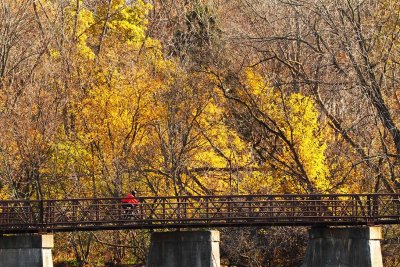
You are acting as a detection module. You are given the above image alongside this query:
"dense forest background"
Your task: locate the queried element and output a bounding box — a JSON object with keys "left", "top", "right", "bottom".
{"left": 1, "top": 0, "right": 400, "bottom": 266}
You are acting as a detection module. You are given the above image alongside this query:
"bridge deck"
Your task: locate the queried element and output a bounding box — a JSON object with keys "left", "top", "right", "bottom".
{"left": 0, "top": 194, "right": 399, "bottom": 233}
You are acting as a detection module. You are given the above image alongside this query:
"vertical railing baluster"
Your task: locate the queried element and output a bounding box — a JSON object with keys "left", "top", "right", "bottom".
{"left": 228, "top": 196, "right": 232, "bottom": 222}
{"left": 373, "top": 194, "right": 378, "bottom": 222}
{"left": 367, "top": 195, "right": 372, "bottom": 220}
{"left": 0, "top": 202, "right": 4, "bottom": 224}
{"left": 206, "top": 197, "right": 209, "bottom": 220}
{"left": 39, "top": 199, "right": 44, "bottom": 225}
{"left": 44, "top": 200, "right": 48, "bottom": 224}
{"left": 4, "top": 202, "right": 8, "bottom": 224}
{"left": 333, "top": 196, "right": 336, "bottom": 217}
{"left": 314, "top": 196, "right": 318, "bottom": 219}
{"left": 44, "top": 200, "right": 49, "bottom": 224}
{"left": 355, "top": 195, "right": 358, "bottom": 220}
{"left": 50, "top": 200, "right": 54, "bottom": 224}
{"left": 183, "top": 197, "right": 187, "bottom": 220}
{"left": 180, "top": 197, "right": 183, "bottom": 222}
{"left": 269, "top": 196, "right": 273, "bottom": 218}
{"left": 291, "top": 196, "right": 295, "bottom": 219}
{"left": 139, "top": 200, "right": 143, "bottom": 222}
{"left": 177, "top": 197, "right": 180, "bottom": 222}
{"left": 351, "top": 196, "right": 354, "bottom": 219}
{"left": 163, "top": 198, "right": 166, "bottom": 220}
{"left": 72, "top": 200, "right": 77, "bottom": 223}
{"left": 95, "top": 199, "right": 99, "bottom": 221}
{"left": 247, "top": 196, "right": 252, "bottom": 219}
{"left": 38, "top": 199, "right": 44, "bottom": 225}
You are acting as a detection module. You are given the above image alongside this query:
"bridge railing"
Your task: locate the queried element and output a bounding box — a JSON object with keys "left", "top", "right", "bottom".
{"left": 0, "top": 194, "right": 399, "bottom": 233}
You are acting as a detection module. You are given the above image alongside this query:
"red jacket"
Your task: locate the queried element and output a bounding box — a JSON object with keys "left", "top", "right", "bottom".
{"left": 122, "top": 194, "right": 139, "bottom": 204}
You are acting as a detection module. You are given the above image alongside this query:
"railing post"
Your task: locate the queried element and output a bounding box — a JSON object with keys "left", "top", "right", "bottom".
{"left": 355, "top": 195, "right": 363, "bottom": 223}
{"left": 397, "top": 196, "right": 400, "bottom": 223}
{"left": 397, "top": 195, "right": 400, "bottom": 214}
{"left": 139, "top": 201, "right": 144, "bottom": 221}
{"left": 355, "top": 195, "right": 359, "bottom": 221}
{"left": 117, "top": 198, "right": 122, "bottom": 220}
{"left": 247, "top": 196, "right": 253, "bottom": 219}
{"left": 39, "top": 200, "right": 44, "bottom": 225}
{"left": 3, "top": 202, "right": 8, "bottom": 224}
{"left": 48, "top": 200, "right": 54, "bottom": 224}
{"left": 268, "top": 196, "right": 273, "bottom": 218}
{"left": 38, "top": 199, "right": 45, "bottom": 233}
{"left": 176, "top": 197, "right": 180, "bottom": 220}
{"left": 0, "top": 202, "right": 4, "bottom": 224}
{"left": 332, "top": 196, "right": 336, "bottom": 217}
{"left": 367, "top": 195, "right": 372, "bottom": 224}
{"left": 162, "top": 198, "right": 166, "bottom": 220}
{"left": 183, "top": 197, "right": 187, "bottom": 219}
{"left": 372, "top": 195, "right": 378, "bottom": 222}
{"left": 72, "top": 200, "right": 78, "bottom": 222}
{"left": 95, "top": 199, "right": 99, "bottom": 221}
{"left": 227, "top": 197, "right": 232, "bottom": 222}
{"left": 205, "top": 197, "right": 209, "bottom": 220}
{"left": 291, "top": 196, "right": 295, "bottom": 218}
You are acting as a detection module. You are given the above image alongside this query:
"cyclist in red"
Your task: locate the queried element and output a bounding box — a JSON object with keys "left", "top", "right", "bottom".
{"left": 122, "top": 190, "right": 139, "bottom": 209}
{"left": 121, "top": 190, "right": 140, "bottom": 220}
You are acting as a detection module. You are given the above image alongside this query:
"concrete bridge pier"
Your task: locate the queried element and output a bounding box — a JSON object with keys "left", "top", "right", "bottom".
{"left": 302, "top": 226, "right": 383, "bottom": 267}
{"left": 147, "top": 230, "right": 220, "bottom": 267}
{"left": 0, "top": 234, "right": 54, "bottom": 267}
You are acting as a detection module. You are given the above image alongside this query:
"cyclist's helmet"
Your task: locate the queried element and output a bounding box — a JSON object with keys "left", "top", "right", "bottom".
{"left": 131, "top": 190, "right": 137, "bottom": 196}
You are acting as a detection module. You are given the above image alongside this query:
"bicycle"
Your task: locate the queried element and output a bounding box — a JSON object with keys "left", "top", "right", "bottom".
{"left": 121, "top": 204, "right": 140, "bottom": 220}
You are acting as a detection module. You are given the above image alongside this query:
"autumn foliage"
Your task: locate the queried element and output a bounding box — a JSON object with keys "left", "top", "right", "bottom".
{"left": 1, "top": 0, "right": 400, "bottom": 266}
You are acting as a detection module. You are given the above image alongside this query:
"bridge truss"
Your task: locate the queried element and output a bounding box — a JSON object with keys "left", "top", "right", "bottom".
{"left": 0, "top": 194, "right": 399, "bottom": 233}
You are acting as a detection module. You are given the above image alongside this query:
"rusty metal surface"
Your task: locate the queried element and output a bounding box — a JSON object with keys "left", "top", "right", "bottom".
{"left": 0, "top": 194, "right": 399, "bottom": 233}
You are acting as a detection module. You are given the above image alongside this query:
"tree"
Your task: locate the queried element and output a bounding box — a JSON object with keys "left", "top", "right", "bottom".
{"left": 218, "top": 0, "right": 400, "bottom": 193}
{"left": 209, "top": 68, "right": 332, "bottom": 193}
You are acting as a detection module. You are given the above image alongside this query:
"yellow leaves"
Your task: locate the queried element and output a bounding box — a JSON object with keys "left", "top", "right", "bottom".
{"left": 242, "top": 69, "right": 281, "bottom": 117}
{"left": 239, "top": 172, "right": 279, "bottom": 194}
{"left": 51, "top": 0, "right": 175, "bottom": 196}
{"left": 197, "top": 100, "right": 248, "bottom": 168}
{"left": 242, "top": 69, "right": 331, "bottom": 192}
{"left": 79, "top": 78, "right": 151, "bottom": 146}
{"left": 244, "top": 69, "right": 268, "bottom": 96}
{"left": 106, "top": 0, "right": 152, "bottom": 44}
{"left": 64, "top": 0, "right": 153, "bottom": 62}
{"left": 63, "top": 1, "right": 95, "bottom": 60}
{"left": 52, "top": 133, "right": 91, "bottom": 174}
{"left": 45, "top": 0, "right": 334, "bottom": 197}
{"left": 0, "top": 184, "right": 10, "bottom": 200}
{"left": 49, "top": 48, "right": 60, "bottom": 59}
{"left": 282, "top": 94, "right": 330, "bottom": 186}
{"left": 70, "top": 4, "right": 95, "bottom": 60}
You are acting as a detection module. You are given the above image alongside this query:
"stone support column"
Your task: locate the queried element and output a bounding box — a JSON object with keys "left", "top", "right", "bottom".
{"left": 0, "top": 234, "right": 54, "bottom": 267}
{"left": 302, "top": 226, "right": 383, "bottom": 267}
{"left": 147, "top": 230, "right": 220, "bottom": 267}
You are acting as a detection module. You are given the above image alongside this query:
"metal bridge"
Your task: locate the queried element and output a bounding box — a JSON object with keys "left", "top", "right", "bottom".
{"left": 0, "top": 194, "right": 399, "bottom": 234}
